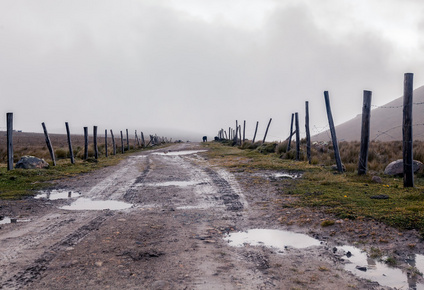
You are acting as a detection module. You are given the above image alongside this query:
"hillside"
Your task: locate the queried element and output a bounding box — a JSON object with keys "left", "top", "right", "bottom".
{"left": 312, "top": 85, "right": 424, "bottom": 142}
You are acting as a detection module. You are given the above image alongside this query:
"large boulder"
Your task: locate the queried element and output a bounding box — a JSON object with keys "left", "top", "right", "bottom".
{"left": 15, "top": 156, "right": 49, "bottom": 169}
{"left": 384, "top": 159, "right": 423, "bottom": 176}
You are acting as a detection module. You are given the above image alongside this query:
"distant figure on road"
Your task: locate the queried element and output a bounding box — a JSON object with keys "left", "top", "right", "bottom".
{"left": 202, "top": 136, "right": 207, "bottom": 142}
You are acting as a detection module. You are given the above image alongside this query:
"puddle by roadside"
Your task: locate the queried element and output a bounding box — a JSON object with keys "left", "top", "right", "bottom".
{"left": 60, "top": 198, "right": 133, "bottom": 211}
{"left": 339, "top": 246, "right": 424, "bottom": 289}
{"left": 224, "top": 229, "right": 424, "bottom": 289}
{"left": 35, "top": 190, "right": 81, "bottom": 200}
{"left": 152, "top": 150, "right": 207, "bottom": 156}
{"left": 224, "top": 229, "right": 321, "bottom": 251}
{"left": 0, "top": 217, "right": 31, "bottom": 225}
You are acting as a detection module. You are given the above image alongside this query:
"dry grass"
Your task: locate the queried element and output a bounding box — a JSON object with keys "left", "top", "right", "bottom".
{"left": 0, "top": 131, "right": 140, "bottom": 165}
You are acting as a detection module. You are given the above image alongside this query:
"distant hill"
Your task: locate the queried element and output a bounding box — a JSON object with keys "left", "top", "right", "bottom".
{"left": 312, "top": 85, "right": 424, "bottom": 142}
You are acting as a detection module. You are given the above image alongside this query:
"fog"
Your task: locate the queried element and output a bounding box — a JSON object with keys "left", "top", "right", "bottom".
{"left": 1, "top": 0, "right": 424, "bottom": 141}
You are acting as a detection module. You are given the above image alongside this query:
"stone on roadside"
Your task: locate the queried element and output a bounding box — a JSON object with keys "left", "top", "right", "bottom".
{"left": 384, "top": 159, "right": 423, "bottom": 176}
{"left": 15, "top": 156, "right": 49, "bottom": 169}
{"left": 371, "top": 176, "right": 382, "bottom": 184}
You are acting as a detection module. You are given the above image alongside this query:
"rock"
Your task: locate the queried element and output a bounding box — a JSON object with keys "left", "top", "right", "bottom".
{"left": 384, "top": 159, "right": 423, "bottom": 176}
{"left": 356, "top": 266, "right": 367, "bottom": 272}
{"left": 370, "top": 195, "right": 389, "bottom": 200}
{"left": 331, "top": 164, "right": 346, "bottom": 172}
{"left": 371, "top": 176, "right": 382, "bottom": 184}
{"left": 15, "top": 156, "right": 49, "bottom": 169}
{"left": 94, "top": 261, "right": 103, "bottom": 267}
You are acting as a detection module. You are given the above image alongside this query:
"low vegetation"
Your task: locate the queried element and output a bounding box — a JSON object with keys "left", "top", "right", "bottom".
{"left": 203, "top": 140, "right": 424, "bottom": 234}
{"left": 0, "top": 131, "right": 167, "bottom": 200}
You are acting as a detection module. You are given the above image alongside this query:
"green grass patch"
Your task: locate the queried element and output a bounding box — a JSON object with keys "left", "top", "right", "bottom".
{"left": 204, "top": 142, "right": 424, "bottom": 233}
{"left": 0, "top": 146, "right": 166, "bottom": 200}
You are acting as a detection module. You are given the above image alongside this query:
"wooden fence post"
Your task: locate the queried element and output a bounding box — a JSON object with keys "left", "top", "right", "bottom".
{"left": 6, "top": 113, "right": 13, "bottom": 170}
{"left": 126, "top": 129, "right": 129, "bottom": 151}
{"left": 135, "top": 130, "right": 140, "bottom": 147}
{"left": 252, "top": 121, "right": 259, "bottom": 144}
{"left": 93, "top": 126, "right": 98, "bottom": 159}
{"left": 105, "top": 129, "right": 108, "bottom": 157}
{"left": 295, "top": 113, "right": 300, "bottom": 161}
{"left": 141, "top": 131, "right": 145, "bottom": 147}
{"left": 305, "top": 102, "right": 311, "bottom": 164}
{"left": 121, "top": 131, "right": 124, "bottom": 153}
{"left": 238, "top": 125, "right": 242, "bottom": 145}
{"left": 358, "top": 91, "right": 372, "bottom": 175}
{"left": 65, "top": 122, "right": 75, "bottom": 164}
{"left": 324, "top": 91, "right": 343, "bottom": 172}
{"left": 42, "top": 122, "right": 56, "bottom": 166}
{"left": 287, "top": 113, "right": 294, "bottom": 151}
{"left": 403, "top": 73, "right": 414, "bottom": 187}
{"left": 243, "top": 120, "right": 246, "bottom": 143}
{"left": 83, "top": 127, "right": 88, "bottom": 160}
{"left": 110, "top": 129, "right": 116, "bottom": 155}
{"left": 234, "top": 121, "right": 238, "bottom": 144}
{"left": 262, "top": 118, "right": 272, "bottom": 144}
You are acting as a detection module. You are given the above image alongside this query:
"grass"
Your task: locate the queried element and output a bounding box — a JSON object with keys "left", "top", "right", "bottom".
{"left": 202, "top": 141, "right": 424, "bottom": 233}
{"left": 0, "top": 145, "right": 168, "bottom": 200}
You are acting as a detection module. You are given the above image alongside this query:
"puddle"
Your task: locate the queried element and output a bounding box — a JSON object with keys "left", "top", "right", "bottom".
{"left": 0, "top": 217, "right": 30, "bottom": 224}
{"left": 340, "top": 245, "right": 424, "bottom": 289}
{"left": 35, "top": 190, "right": 81, "bottom": 200}
{"left": 224, "top": 229, "right": 321, "bottom": 251}
{"left": 152, "top": 150, "right": 207, "bottom": 156}
{"left": 60, "top": 198, "right": 133, "bottom": 211}
{"left": 271, "top": 172, "right": 301, "bottom": 179}
{"left": 144, "top": 181, "right": 201, "bottom": 187}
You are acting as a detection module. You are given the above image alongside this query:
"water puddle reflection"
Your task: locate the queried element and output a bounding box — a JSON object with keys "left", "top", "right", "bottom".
{"left": 0, "top": 217, "right": 31, "bottom": 224}
{"left": 153, "top": 150, "right": 207, "bottom": 156}
{"left": 224, "top": 229, "right": 321, "bottom": 250}
{"left": 339, "top": 246, "right": 424, "bottom": 289}
{"left": 60, "top": 198, "right": 133, "bottom": 211}
{"left": 35, "top": 190, "right": 81, "bottom": 200}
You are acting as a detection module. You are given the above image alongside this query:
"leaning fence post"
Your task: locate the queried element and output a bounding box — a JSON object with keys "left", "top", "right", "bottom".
{"left": 358, "top": 91, "right": 372, "bottom": 175}
{"left": 238, "top": 125, "right": 242, "bottom": 145}
{"left": 252, "top": 121, "right": 259, "bottom": 144}
{"left": 42, "top": 122, "right": 56, "bottom": 166}
{"left": 295, "top": 113, "right": 300, "bottom": 161}
{"left": 105, "top": 129, "right": 108, "bottom": 157}
{"left": 305, "top": 102, "right": 311, "bottom": 164}
{"left": 93, "top": 126, "right": 98, "bottom": 159}
{"left": 6, "top": 113, "right": 13, "bottom": 170}
{"left": 287, "top": 113, "right": 294, "bottom": 151}
{"left": 121, "top": 131, "right": 124, "bottom": 153}
{"left": 141, "top": 131, "right": 145, "bottom": 147}
{"left": 65, "top": 122, "right": 75, "bottom": 164}
{"left": 110, "top": 129, "right": 116, "bottom": 155}
{"left": 83, "top": 127, "right": 88, "bottom": 160}
{"left": 262, "top": 118, "right": 272, "bottom": 144}
{"left": 324, "top": 91, "right": 343, "bottom": 172}
{"left": 403, "top": 73, "right": 414, "bottom": 187}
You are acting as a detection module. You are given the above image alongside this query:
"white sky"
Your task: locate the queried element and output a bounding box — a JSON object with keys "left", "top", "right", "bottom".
{"left": 1, "top": 0, "right": 424, "bottom": 140}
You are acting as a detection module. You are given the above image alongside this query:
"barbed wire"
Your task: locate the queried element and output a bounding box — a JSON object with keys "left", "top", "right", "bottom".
{"left": 371, "top": 101, "right": 424, "bottom": 109}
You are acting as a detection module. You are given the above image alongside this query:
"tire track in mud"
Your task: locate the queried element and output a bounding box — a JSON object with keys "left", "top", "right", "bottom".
{"left": 2, "top": 214, "right": 110, "bottom": 290}
{"left": 202, "top": 167, "right": 245, "bottom": 211}
{"left": 123, "top": 155, "right": 151, "bottom": 204}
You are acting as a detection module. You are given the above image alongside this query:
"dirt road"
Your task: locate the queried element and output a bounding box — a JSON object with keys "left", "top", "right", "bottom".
{"left": 1, "top": 143, "right": 421, "bottom": 289}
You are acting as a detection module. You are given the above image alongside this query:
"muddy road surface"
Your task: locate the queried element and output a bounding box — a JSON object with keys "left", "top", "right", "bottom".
{"left": 1, "top": 143, "right": 422, "bottom": 289}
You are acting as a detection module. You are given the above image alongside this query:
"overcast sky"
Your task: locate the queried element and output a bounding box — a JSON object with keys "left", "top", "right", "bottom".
{"left": 1, "top": 0, "right": 424, "bottom": 141}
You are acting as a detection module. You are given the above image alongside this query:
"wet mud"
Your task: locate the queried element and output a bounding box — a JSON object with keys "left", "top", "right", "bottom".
{"left": 1, "top": 143, "right": 423, "bottom": 289}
